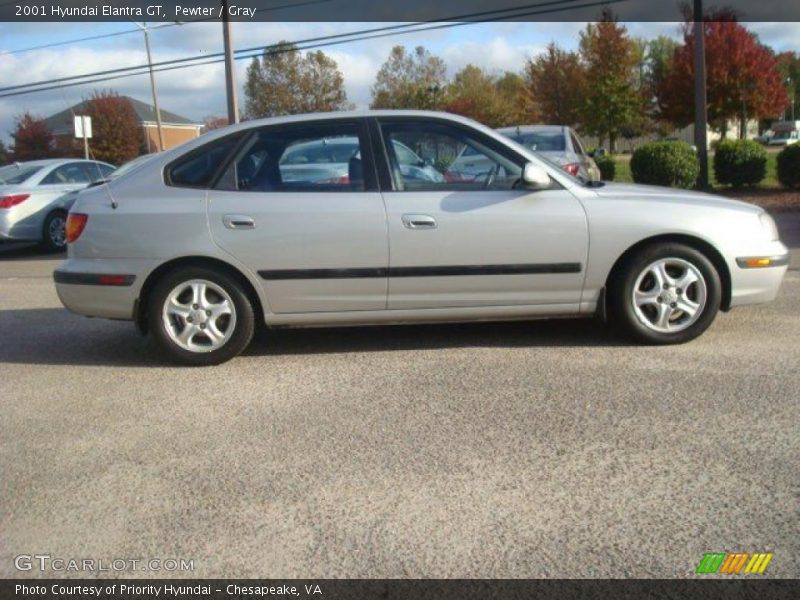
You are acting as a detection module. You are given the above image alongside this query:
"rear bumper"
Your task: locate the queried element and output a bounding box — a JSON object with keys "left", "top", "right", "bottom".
{"left": 54, "top": 258, "right": 155, "bottom": 320}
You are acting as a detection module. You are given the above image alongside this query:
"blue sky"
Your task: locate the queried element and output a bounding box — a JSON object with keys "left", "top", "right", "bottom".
{"left": 0, "top": 21, "right": 797, "bottom": 145}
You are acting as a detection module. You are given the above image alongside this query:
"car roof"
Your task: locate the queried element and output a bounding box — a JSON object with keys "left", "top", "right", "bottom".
{"left": 6, "top": 158, "right": 111, "bottom": 168}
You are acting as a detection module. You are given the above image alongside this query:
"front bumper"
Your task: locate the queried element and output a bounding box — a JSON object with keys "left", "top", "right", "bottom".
{"left": 728, "top": 242, "right": 790, "bottom": 308}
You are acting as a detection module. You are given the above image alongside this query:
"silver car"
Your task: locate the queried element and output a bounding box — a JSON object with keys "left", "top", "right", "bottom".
{"left": 54, "top": 111, "right": 788, "bottom": 365}
{"left": 0, "top": 159, "right": 115, "bottom": 251}
{"left": 497, "top": 125, "right": 601, "bottom": 182}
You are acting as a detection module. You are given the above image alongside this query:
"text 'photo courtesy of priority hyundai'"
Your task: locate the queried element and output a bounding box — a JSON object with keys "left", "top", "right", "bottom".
{"left": 53, "top": 111, "right": 789, "bottom": 365}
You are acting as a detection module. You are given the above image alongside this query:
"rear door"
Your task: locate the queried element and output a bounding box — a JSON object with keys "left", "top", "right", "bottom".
{"left": 205, "top": 119, "right": 389, "bottom": 314}
{"left": 374, "top": 117, "right": 588, "bottom": 310}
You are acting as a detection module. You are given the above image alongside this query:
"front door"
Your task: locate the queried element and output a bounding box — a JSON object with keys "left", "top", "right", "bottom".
{"left": 206, "top": 119, "right": 388, "bottom": 314}
{"left": 376, "top": 118, "right": 588, "bottom": 310}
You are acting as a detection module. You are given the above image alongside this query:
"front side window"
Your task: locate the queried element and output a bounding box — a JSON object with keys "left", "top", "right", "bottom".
{"left": 41, "top": 163, "right": 91, "bottom": 185}
{"left": 168, "top": 133, "right": 243, "bottom": 188}
{"left": 217, "top": 123, "right": 367, "bottom": 192}
{"left": 380, "top": 121, "right": 521, "bottom": 191}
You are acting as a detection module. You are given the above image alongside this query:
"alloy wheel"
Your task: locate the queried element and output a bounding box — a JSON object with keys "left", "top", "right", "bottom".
{"left": 161, "top": 279, "right": 237, "bottom": 352}
{"left": 631, "top": 258, "right": 707, "bottom": 334}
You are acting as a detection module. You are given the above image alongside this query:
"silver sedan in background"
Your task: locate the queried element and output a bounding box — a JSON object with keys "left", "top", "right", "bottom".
{"left": 498, "top": 124, "right": 601, "bottom": 182}
{"left": 0, "top": 159, "right": 114, "bottom": 252}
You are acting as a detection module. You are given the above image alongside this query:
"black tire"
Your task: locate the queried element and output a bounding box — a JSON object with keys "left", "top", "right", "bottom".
{"left": 40, "top": 210, "right": 68, "bottom": 253}
{"left": 148, "top": 266, "right": 256, "bottom": 366}
{"left": 608, "top": 242, "right": 722, "bottom": 344}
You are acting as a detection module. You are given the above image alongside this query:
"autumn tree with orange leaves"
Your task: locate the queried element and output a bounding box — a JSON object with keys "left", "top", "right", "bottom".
{"left": 658, "top": 15, "right": 789, "bottom": 137}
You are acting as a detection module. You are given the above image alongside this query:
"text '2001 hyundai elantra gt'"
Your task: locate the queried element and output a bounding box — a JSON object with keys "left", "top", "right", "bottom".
{"left": 54, "top": 111, "right": 788, "bottom": 365}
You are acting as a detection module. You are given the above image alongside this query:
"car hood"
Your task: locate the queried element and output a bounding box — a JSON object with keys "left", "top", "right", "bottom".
{"left": 591, "top": 182, "right": 762, "bottom": 214}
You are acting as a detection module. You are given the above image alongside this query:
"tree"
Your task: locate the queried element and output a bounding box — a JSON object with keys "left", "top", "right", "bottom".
{"left": 776, "top": 51, "right": 799, "bottom": 120}
{"left": 10, "top": 113, "right": 54, "bottom": 161}
{"left": 443, "top": 65, "right": 502, "bottom": 127}
{"left": 495, "top": 71, "right": 530, "bottom": 125}
{"left": 81, "top": 90, "right": 141, "bottom": 165}
{"left": 203, "top": 116, "right": 229, "bottom": 132}
{"left": 244, "top": 42, "right": 352, "bottom": 119}
{"left": 370, "top": 46, "right": 447, "bottom": 109}
{"left": 645, "top": 36, "right": 680, "bottom": 134}
{"left": 0, "top": 140, "right": 9, "bottom": 164}
{"left": 444, "top": 67, "right": 530, "bottom": 127}
{"left": 578, "top": 16, "right": 643, "bottom": 151}
{"left": 658, "top": 17, "right": 789, "bottom": 137}
{"left": 523, "top": 43, "right": 586, "bottom": 127}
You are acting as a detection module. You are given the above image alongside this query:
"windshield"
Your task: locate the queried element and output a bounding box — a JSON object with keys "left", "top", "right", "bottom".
{"left": 508, "top": 131, "right": 566, "bottom": 152}
{"left": 0, "top": 164, "right": 43, "bottom": 185}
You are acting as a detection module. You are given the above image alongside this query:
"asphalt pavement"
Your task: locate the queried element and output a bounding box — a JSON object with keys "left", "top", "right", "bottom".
{"left": 0, "top": 215, "right": 798, "bottom": 579}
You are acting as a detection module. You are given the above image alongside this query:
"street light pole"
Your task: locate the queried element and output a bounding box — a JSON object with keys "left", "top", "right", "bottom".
{"left": 139, "top": 24, "right": 165, "bottom": 151}
{"left": 693, "top": 0, "right": 709, "bottom": 189}
{"left": 221, "top": 0, "right": 239, "bottom": 124}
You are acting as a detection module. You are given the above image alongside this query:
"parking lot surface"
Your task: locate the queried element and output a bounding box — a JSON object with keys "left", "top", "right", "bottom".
{"left": 1, "top": 215, "right": 798, "bottom": 578}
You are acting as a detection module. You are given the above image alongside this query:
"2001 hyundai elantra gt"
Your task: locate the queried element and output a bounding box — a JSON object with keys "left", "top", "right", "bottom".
{"left": 54, "top": 111, "right": 788, "bottom": 365}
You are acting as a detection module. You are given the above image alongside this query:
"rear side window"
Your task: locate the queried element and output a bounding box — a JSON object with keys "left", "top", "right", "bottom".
{"left": 215, "top": 122, "right": 371, "bottom": 193}
{"left": 167, "top": 134, "right": 243, "bottom": 188}
{"left": 41, "top": 163, "right": 91, "bottom": 185}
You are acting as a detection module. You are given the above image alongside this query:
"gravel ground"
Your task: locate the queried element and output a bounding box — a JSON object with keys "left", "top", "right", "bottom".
{"left": 0, "top": 215, "right": 797, "bottom": 579}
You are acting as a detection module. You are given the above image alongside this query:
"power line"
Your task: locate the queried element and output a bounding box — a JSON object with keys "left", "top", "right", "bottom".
{"left": 0, "top": 0, "right": 626, "bottom": 99}
{"left": 1, "top": 0, "right": 586, "bottom": 92}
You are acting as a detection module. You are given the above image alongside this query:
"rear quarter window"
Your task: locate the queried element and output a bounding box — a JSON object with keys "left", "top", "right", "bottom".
{"left": 167, "top": 133, "right": 244, "bottom": 188}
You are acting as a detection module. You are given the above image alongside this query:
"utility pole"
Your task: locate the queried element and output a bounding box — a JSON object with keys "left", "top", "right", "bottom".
{"left": 221, "top": 0, "right": 239, "bottom": 124}
{"left": 136, "top": 23, "right": 165, "bottom": 151}
{"left": 693, "top": 0, "right": 709, "bottom": 189}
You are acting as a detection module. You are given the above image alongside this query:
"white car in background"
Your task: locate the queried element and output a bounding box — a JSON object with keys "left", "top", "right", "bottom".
{"left": 0, "top": 159, "right": 114, "bottom": 252}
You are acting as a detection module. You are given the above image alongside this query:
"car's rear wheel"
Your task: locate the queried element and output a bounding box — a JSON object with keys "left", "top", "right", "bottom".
{"left": 40, "top": 210, "right": 67, "bottom": 253}
{"left": 148, "top": 266, "right": 255, "bottom": 365}
{"left": 609, "top": 243, "right": 722, "bottom": 344}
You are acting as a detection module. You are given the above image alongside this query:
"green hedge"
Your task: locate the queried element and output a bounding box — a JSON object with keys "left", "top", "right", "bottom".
{"left": 777, "top": 144, "right": 800, "bottom": 189}
{"left": 713, "top": 140, "right": 767, "bottom": 187}
{"left": 630, "top": 142, "right": 699, "bottom": 189}
{"left": 595, "top": 154, "right": 616, "bottom": 181}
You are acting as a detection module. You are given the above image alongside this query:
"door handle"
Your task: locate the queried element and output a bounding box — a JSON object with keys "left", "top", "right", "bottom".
{"left": 223, "top": 214, "right": 255, "bottom": 230}
{"left": 402, "top": 214, "right": 437, "bottom": 230}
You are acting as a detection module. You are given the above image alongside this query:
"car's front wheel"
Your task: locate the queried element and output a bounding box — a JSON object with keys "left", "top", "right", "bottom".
{"left": 609, "top": 243, "right": 722, "bottom": 344}
{"left": 148, "top": 266, "right": 256, "bottom": 365}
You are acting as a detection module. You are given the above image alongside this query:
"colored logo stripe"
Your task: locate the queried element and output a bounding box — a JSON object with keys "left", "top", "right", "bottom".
{"left": 696, "top": 552, "right": 773, "bottom": 574}
{"left": 745, "top": 553, "right": 774, "bottom": 574}
{"left": 696, "top": 553, "right": 726, "bottom": 573}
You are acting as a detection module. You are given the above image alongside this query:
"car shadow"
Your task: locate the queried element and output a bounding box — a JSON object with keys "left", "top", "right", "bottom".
{"left": 0, "top": 242, "right": 64, "bottom": 261}
{"left": 0, "top": 308, "right": 630, "bottom": 367}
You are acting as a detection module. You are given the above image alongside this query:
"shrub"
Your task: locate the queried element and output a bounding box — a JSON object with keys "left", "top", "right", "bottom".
{"left": 713, "top": 139, "right": 766, "bottom": 187}
{"left": 777, "top": 144, "right": 800, "bottom": 189}
{"left": 630, "top": 142, "right": 700, "bottom": 189}
{"left": 595, "top": 154, "right": 616, "bottom": 181}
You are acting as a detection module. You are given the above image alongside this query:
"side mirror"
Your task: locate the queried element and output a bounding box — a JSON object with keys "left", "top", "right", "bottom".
{"left": 522, "top": 163, "right": 550, "bottom": 189}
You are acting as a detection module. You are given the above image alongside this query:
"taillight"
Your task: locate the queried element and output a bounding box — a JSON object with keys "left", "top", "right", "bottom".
{"left": 65, "top": 213, "right": 88, "bottom": 243}
{"left": 562, "top": 163, "right": 580, "bottom": 177}
{"left": 0, "top": 194, "right": 29, "bottom": 208}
